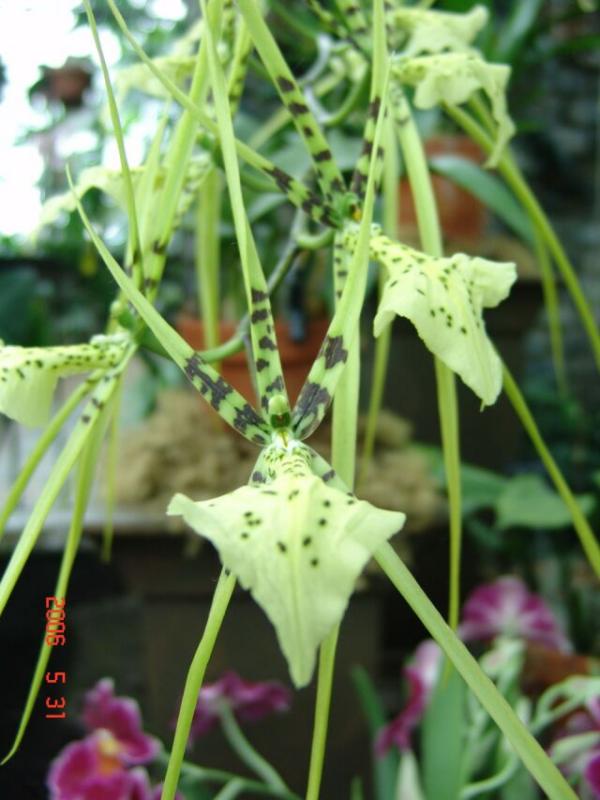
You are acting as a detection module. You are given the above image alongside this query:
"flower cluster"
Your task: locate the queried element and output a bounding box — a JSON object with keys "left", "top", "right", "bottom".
{"left": 47, "top": 679, "right": 168, "bottom": 800}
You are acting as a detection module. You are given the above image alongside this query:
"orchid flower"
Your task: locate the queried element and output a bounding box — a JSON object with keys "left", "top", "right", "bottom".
{"left": 0, "top": 336, "right": 128, "bottom": 427}
{"left": 548, "top": 682, "right": 600, "bottom": 798}
{"left": 188, "top": 671, "right": 291, "bottom": 745}
{"left": 390, "top": 5, "right": 488, "bottom": 57}
{"left": 375, "top": 640, "right": 442, "bottom": 755}
{"left": 459, "top": 576, "right": 571, "bottom": 652}
{"left": 47, "top": 679, "right": 162, "bottom": 800}
{"left": 168, "top": 441, "right": 406, "bottom": 687}
{"left": 391, "top": 52, "right": 514, "bottom": 166}
{"left": 352, "top": 226, "right": 516, "bottom": 406}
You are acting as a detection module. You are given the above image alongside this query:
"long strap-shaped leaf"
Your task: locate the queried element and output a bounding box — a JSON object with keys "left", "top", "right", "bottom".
{"left": 291, "top": 17, "right": 390, "bottom": 439}
{"left": 202, "top": 0, "right": 289, "bottom": 418}
{"left": 0, "top": 352, "right": 133, "bottom": 618}
{"left": 236, "top": 0, "right": 347, "bottom": 204}
{"left": 107, "top": 0, "right": 338, "bottom": 230}
{"left": 2, "top": 391, "right": 110, "bottom": 763}
{"left": 70, "top": 175, "right": 271, "bottom": 445}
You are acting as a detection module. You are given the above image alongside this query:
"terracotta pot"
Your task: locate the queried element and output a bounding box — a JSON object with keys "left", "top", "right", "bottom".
{"left": 176, "top": 316, "right": 330, "bottom": 407}
{"left": 399, "top": 135, "right": 488, "bottom": 242}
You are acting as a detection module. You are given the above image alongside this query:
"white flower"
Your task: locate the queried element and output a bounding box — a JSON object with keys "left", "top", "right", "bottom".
{"left": 0, "top": 339, "right": 127, "bottom": 426}
{"left": 365, "top": 231, "right": 516, "bottom": 405}
{"left": 168, "top": 445, "right": 405, "bottom": 687}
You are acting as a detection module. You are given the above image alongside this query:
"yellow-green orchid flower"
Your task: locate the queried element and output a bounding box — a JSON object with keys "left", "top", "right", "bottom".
{"left": 0, "top": 336, "right": 127, "bottom": 427}
{"left": 391, "top": 5, "right": 488, "bottom": 56}
{"left": 168, "top": 442, "right": 405, "bottom": 687}
{"left": 358, "top": 228, "right": 517, "bottom": 406}
{"left": 392, "top": 52, "right": 514, "bottom": 166}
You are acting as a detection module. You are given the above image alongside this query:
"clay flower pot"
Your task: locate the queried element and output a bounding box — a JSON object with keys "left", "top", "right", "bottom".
{"left": 399, "top": 134, "right": 488, "bottom": 242}
{"left": 176, "top": 316, "right": 330, "bottom": 407}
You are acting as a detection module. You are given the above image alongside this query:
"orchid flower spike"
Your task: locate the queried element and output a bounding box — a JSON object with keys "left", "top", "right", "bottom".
{"left": 357, "top": 227, "right": 516, "bottom": 406}
{"left": 168, "top": 440, "right": 406, "bottom": 687}
{"left": 0, "top": 335, "right": 128, "bottom": 426}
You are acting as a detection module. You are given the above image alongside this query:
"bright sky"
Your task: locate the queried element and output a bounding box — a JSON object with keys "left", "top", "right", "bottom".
{"left": 0, "top": 0, "right": 185, "bottom": 238}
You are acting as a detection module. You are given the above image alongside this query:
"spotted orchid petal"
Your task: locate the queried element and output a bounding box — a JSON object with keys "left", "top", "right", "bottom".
{"left": 459, "top": 577, "right": 571, "bottom": 651}
{"left": 168, "top": 444, "right": 405, "bottom": 687}
{"left": 584, "top": 751, "right": 600, "bottom": 798}
{"left": 391, "top": 5, "right": 488, "bottom": 56}
{"left": 0, "top": 337, "right": 127, "bottom": 427}
{"left": 392, "top": 53, "right": 515, "bottom": 166}
{"left": 366, "top": 230, "right": 516, "bottom": 405}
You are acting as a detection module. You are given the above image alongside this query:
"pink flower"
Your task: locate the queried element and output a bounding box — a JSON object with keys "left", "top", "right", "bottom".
{"left": 48, "top": 735, "right": 150, "bottom": 800}
{"left": 551, "top": 694, "right": 600, "bottom": 799}
{"left": 459, "top": 577, "right": 570, "bottom": 651}
{"left": 188, "top": 671, "right": 292, "bottom": 744}
{"left": 375, "top": 640, "right": 442, "bottom": 755}
{"left": 47, "top": 680, "right": 162, "bottom": 800}
{"left": 82, "top": 679, "right": 160, "bottom": 765}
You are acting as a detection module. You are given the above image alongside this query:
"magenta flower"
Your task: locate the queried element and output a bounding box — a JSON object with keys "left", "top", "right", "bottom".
{"left": 82, "top": 679, "right": 160, "bottom": 765}
{"left": 188, "top": 671, "right": 292, "bottom": 744}
{"left": 375, "top": 640, "right": 442, "bottom": 755}
{"left": 551, "top": 694, "right": 600, "bottom": 798}
{"left": 459, "top": 577, "right": 570, "bottom": 651}
{"left": 47, "top": 680, "right": 161, "bottom": 800}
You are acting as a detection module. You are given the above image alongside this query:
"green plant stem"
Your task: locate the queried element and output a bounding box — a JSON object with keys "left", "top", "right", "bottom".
{"left": 0, "top": 378, "right": 94, "bottom": 542}
{"left": 392, "top": 84, "right": 463, "bottom": 630}
{"left": 532, "top": 222, "right": 566, "bottom": 393}
{"left": 375, "top": 542, "right": 578, "bottom": 800}
{"left": 218, "top": 703, "right": 289, "bottom": 792}
{"left": 446, "top": 103, "right": 600, "bottom": 371}
{"left": 156, "top": 751, "right": 301, "bottom": 799}
{"left": 102, "top": 375, "right": 124, "bottom": 562}
{"left": 359, "top": 114, "right": 398, "bottom": 485}
{"left": 161, "top": 569, "right": 236, "bottom": 800}
{"left": 83, "top": 0, "right": 144, "bottom": 288}
{"left": 305, "top": 626, "right": 340, "bottom": 800}
{"left": 197, "top": 168, "right": 222, "bottom": 354}
{"left": 502, "top": 365, "right": 600, "bottom": 577}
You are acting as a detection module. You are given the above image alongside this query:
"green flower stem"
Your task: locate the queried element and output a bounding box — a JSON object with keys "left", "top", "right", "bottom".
{"left": 155, "top": 751, "right": 301, "bottom": 799}
{"left": 83, "top": 0, "right": 144, "bottom": 288}
{"left": 446, "top": 103, "right": 600, "bottom": 371}
{"left": 197, "top": 168, "right": 222, "bottom": 354}
{"left": 502, "top": 365, "right": 600, "bottom": 578}
{"left": 305, "top": 626, "right": 340, "bottom": 800}
{"left": 2, "top": 403, "right": 109, "bottom": 763}
{"left": 161, "top": 569, "right": 236, "bottom": 800}
{"left": 218, "top": 702, "right": 289, "bottom": 792}
{"left": 532, "top": 223, "right": 566, "bottom": 393}
{"left": 392, "top": 84, "right": 463, "bottom": 630}
{"left": 214, "top": 780, "right": 246, "bottom": 800}
{"left": 359, "top": 114, "right": 399, "bottom": 485}
{"left": 460, "top": 752, "right": 519, "bottom": 800}
{"left": 0, "top": 378, "right": 94, "bottom": 542}
{"left": 375, "top": 542, "right": 578, "bottom": 800}
{"left": 101, "top": 375, "right": 124, "bottom": 562}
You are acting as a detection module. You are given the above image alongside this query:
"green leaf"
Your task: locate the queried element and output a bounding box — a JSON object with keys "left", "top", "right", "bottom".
{"left": 496, "top": 474, "right": 595, "bottom": 531}
{"left": 491, "top": 0, "right": 544, "bottom": 64}
{"left": 429, "top": 154, "right": 534, "bottom": 243}
{"left": 351, "top": 666, "right": 399, "bottom": 800}
{"left": 422, "top": 666, "right": 466, "bottom": 800}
